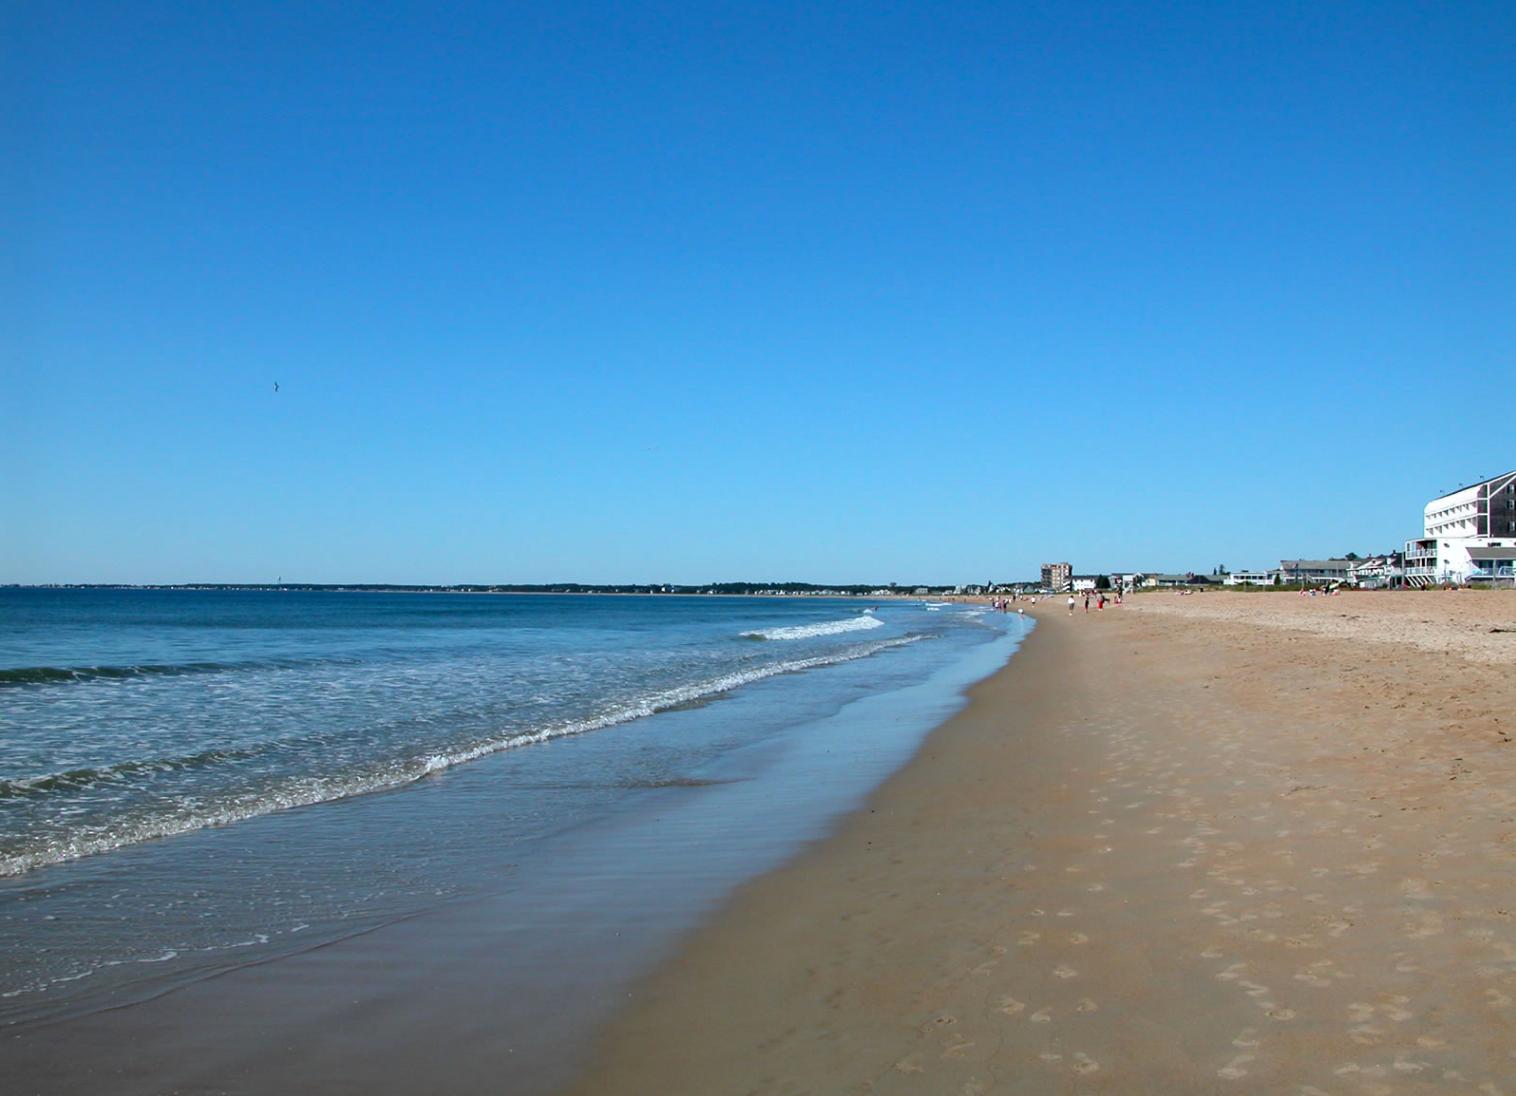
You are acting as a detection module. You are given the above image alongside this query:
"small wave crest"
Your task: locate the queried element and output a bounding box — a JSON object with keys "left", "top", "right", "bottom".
{"left": 0, "top": 662, "right": 241, "bottom": 688}
{"left": 0, "top": 656, "right": 341, "bottom": 689}
{"left": 741, "top": 615, "right": 885, "bottom": 641}
{"left": 0, "top": 746, "right": 263, "bottom": 801}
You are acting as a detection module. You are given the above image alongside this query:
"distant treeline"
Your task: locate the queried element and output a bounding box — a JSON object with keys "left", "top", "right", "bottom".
{"left": 17, "top": 582, "right": 964, "bottom": 596}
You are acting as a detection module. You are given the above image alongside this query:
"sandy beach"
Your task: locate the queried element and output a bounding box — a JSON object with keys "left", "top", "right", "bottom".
{"left": 568, "top": 591, "right": 1516, "bottom": 1094}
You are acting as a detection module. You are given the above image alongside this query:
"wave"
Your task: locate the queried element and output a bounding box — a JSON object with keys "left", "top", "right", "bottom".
{"left": 0, "top": 662, "right": 246, "bottom": 687}
{"left": 741, "top": 615, "right": 885, "bottom": 641}
{"left": 0, "top": 634, "right": 927, "bottom": 877}
{"left": 0, "top": 657, "right": 338, "bottom": 689}
{"left": 0, "top": 746, "right": 264, "bottom": 800}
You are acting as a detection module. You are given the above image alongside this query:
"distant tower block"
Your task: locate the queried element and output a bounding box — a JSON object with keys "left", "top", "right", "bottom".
{"left": 1041, "top": 562, "right": 1072, "bottom": 593}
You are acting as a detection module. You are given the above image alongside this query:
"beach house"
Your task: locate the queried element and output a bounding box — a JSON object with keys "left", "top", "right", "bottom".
{"left": 1346, "top": 555, "right": 1403, "bottom": 589}
{"left": 1223, "top": 570, "right": 1277, "bottom": 586}
{"left": 1404, "top": 470, "right": 1516, "bottom": 586}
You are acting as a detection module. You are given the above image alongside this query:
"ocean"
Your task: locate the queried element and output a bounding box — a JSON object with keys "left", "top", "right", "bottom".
{"left": 0, "top": 588, "right": 1028, "bottom": 1074}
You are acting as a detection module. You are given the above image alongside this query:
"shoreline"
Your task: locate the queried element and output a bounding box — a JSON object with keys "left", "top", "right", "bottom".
{"left": 565, "top": 592, "right": 1516, "bottom": 1093}
{"left": 1, "top": 603, "right": 1027, "bottom": 1093}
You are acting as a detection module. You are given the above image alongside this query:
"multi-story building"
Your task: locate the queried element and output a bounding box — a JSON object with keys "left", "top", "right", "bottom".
{"left": 1040, "top": 562, "right": 1072, "bottom": 592}
{"left": 1404, "top": 469, "right": 1516, "bottom": 586}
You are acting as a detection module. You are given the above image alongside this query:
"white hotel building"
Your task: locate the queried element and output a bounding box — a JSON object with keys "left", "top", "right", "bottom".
{"left": 1403, "top": 470, "right": 1516, "bottom": 586}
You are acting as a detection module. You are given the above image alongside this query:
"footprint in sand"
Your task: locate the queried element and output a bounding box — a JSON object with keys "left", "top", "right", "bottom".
{"left": 1067, "top": 932, "right": 1089, "bottom": 945}
{"left": 997, "top": 997, "right": 1026, "bottom": 1016}
{"left": 1053, "top": 965, "right": 1078, "bottom": 980}
{"left": 1029, "top": 1008, "right": 1053, "bottom": 1023}
{"left": 1017, "top": 930, "right": 1040, "bottom": 946}
{"left": 1071, "top": 1052, "right": 1099, "bottom": 1074}
{"left": 1349, "top": 1023, "right": 1386, "bottom": 1045}
{"left": 1075, "top": 997, "right": 1099, "bottom": 1013}
{"left": 1217, "top": 1053, "right": 1254, "bottom": 1079}
{"left": 1404, "top": 910, "right": 1444, "bottom": 938}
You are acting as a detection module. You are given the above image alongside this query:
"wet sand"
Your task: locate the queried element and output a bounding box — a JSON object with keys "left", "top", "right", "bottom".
{"left": 568, "top": 591, "right": 1516, "bottom": 1093}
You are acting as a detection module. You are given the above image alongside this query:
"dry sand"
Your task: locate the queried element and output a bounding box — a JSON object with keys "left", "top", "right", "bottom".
{"left": 567, "top": 591, "right": 1516, "bottom": 1094}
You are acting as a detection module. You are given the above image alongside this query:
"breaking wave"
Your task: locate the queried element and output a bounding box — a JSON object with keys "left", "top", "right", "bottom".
{"left": 741, "top": 614, "right": 885, "bottom": 641}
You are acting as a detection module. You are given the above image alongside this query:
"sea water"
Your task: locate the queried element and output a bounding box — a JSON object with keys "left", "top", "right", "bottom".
{"left": 0, "top": 589, "right": 1026, "bottom": 1031}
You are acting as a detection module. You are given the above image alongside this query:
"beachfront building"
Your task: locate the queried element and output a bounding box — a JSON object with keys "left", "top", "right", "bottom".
{"left": 1404, "top": 470, "right": 1516, "bottom": 586}
{"left": 1041, "top": 562, "right": 1072, "bottom": 593}
{"left": 1223, "top": 570, "right": 1277, "bottom": 586}
{"left": 1278, "top": 559, "right": 1356, "bottom": 585}
{"left": 1346, "top": 556, "right": 1403, "bottom": 589}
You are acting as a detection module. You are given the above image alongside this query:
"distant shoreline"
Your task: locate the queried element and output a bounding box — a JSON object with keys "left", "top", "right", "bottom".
{"left": 2, "top": 584, "right": 961, "bottom": 598}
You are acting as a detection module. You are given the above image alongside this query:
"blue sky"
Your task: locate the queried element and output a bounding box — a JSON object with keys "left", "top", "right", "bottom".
{"left": 5, "top": 1, "right": 1513, "bottom": 584}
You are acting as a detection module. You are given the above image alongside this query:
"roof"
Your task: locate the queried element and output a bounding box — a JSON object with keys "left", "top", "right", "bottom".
{"left": 1280, "top": 559, "right": 1355, "bottom": 569}
{"left": 1468, "top": 546, "right": 1516, "bottom": 560}
{"left": 1427, "top": 469, "right": 1516, "bottom": 504}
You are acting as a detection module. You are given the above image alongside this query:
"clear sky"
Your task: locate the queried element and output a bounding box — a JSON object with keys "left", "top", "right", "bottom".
{"left": 5, "top": 1, "right": 1513, "bottom": 585}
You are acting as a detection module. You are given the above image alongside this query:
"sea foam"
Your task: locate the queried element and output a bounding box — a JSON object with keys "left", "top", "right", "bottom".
{"left": 741, "top": 615, "right": 885, "bottom": 641}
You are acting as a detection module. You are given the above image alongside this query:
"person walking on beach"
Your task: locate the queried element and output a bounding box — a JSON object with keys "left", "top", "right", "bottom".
{"left": 1067, "top": 594, "right": 1075, "bottom": 615}
{"left": 1083, "top": 592, "right": 1090, "bottom": 613}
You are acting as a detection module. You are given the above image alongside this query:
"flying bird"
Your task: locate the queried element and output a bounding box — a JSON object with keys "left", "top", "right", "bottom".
{"left": 273, "top": 382, "right": 279, "bottom": 393}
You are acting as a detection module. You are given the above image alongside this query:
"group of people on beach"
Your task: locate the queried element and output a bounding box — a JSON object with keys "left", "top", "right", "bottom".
{"left": 1066, "top": 590, "right": 1120, "bottom": 615}
{"left": 990, "top": 596, "right": 1028, "bottom": 619}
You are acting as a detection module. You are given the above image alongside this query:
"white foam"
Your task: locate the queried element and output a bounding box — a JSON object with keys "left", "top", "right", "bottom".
{"left": 741, "top": 615, "right": 886, "bottom": 641}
